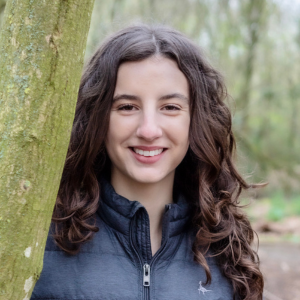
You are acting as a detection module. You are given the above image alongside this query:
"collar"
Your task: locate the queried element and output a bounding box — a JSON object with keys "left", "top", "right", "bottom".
{"left": 97, "top": 177, "right": 191, "bottom": 238}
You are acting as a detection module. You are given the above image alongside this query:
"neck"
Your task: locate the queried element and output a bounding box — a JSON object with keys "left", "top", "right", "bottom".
{"left": 110, "top": 170, "right": 174, "bottom": 255}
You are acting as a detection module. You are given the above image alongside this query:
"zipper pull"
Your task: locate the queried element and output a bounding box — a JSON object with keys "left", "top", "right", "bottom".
{"left": 143, "top": 263, "right": 150, "bottom": 286}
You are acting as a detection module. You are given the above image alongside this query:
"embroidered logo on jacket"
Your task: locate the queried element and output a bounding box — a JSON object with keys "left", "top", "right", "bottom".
{"left": 198, "top": 281, "right": 212, "bottom": 295}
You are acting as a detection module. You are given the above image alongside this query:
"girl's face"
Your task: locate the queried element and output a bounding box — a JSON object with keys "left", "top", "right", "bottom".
{"left": 105, "top": 56, "right": 190, "bottom": 185}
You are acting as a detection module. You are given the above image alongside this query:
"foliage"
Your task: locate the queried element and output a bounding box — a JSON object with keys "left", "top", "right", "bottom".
{"left": 243, "top": 192, "right": 300, "bottom": 223}
{"left": 267, "top": 193, "right": 300, "bottom": 221}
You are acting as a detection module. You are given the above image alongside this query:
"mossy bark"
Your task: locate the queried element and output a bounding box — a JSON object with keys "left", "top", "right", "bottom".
{"left": 0, "top": 0, "right": 6, "bottom": 28}
{"left": 0, "top": 0, "right": 5, "bottom": 14}
{"left": 0, "top": 0, "right": 95, "bottom": 299}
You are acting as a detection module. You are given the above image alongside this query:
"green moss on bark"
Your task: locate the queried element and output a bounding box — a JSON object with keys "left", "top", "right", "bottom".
{"left": 0, "top": 0, "right": 95, "bottom": 299}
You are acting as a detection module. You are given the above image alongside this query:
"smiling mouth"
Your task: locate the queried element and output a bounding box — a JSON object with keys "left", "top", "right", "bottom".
{"left": 130, "top": 147, "right": 166, "bottom": 157}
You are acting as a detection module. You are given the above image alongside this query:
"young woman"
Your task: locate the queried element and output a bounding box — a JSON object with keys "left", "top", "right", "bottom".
{"left": 31, "top": 24, "right": 264, "bottom": 300}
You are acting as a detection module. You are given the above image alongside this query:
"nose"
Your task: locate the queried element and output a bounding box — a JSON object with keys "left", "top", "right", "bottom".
{"left": 136, "top": 112, "right": 163, "bottom": 141}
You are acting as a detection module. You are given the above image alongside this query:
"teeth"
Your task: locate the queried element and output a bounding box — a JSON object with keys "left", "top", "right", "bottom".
{"left": 133, "top": 148, "right": 164, "bottom": 157}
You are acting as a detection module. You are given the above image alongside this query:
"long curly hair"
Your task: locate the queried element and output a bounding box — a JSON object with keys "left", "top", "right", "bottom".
{"left": 52, "top": 24, "right": 264, "bottom": 300}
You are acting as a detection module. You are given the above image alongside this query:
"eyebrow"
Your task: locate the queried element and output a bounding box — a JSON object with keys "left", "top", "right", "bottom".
{"left": 113, "top": 93, "right": 189, "bottom": 103}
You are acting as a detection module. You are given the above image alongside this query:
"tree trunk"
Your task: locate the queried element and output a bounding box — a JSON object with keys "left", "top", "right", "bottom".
{"left": 0, "top": 0, "right": 94, "bottom": 299}
{"left": 0, "top": 0, "right": 5, "bottom": 14}
{"left": 238, "top": 0, "right": 266, "bottom": 133}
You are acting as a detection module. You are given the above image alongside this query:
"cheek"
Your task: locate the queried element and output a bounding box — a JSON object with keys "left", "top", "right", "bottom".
{"left": 105, "top": 116, "right": 120, "bottom": 155}
{"left": 111, "top": 113, "right": 138, "bottom": 131}
{"left": 106, "top": 114, "right": 136, "bottom": 149}
{"left": 105, "top": 126, "right": 125, "bottom": 168}
{"left": 171, "top": 116, "right": 190, "bottom": 148}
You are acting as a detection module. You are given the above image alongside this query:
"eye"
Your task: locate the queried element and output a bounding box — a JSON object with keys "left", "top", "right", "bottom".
{"left": 117, "top": 104, "right": 137, "bottom": 111}
{"left": 163, "top": 105, "right": 181, "bottom": 111}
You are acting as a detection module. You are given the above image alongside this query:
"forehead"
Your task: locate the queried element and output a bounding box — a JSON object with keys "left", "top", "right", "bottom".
{"left": 118, "top": 56, "right": 179, "bottom": 75}
{"left": 114, "top": 56, "right": 189, "bottom": 97}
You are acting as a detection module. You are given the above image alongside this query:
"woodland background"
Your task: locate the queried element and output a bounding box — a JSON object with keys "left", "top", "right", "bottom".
{"left": 0, "top": 0, "right": 299, "bottom": 299}
{"left": 68, "top": 0, "right": 300, "bottom": 299}
{"left": 83, "top": 0, "right": 300, "bottom": 245}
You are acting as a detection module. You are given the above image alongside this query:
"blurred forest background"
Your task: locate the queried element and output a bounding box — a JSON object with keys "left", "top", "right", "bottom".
{"left": 85, "top": 1, "right": 300, "bottom": 298}
{"left": 77, "top": 1, "right": 300, "bottom": 298}
{"left": 84, "top": 0, "right": 300, "bottom": 244}
{"left": 0, "top": 0, "right": 299, "bottom": 299}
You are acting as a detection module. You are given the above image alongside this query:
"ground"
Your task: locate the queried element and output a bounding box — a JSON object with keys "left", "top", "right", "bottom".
{"left": 244, "top": 198, "right": 300, "bottom": 300}
{"left": 259, "top": 242, "right": 300, "bottom": 300}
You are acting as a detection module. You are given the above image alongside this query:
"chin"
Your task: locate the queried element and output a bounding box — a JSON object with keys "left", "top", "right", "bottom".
{"left": 129, "top": 171, "right": 168, "bottom": 185}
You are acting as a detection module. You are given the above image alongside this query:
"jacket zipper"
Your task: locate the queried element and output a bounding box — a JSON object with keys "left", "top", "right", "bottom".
{"left": 143, "top": 263, "right": 150, "bottom": 300}
{"left": 130, "top": 216, "right": 148, "bottom": 299}
{"left": 130, "top": 204, "right": 172, "bottom": 300}
{"left": 143, "top": 263, "right": 150, "bottom": 286}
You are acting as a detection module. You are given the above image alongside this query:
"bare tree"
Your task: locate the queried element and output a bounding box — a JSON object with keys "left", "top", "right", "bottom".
{"left": 238, "top": 0, "right": 267, "bottom": 133}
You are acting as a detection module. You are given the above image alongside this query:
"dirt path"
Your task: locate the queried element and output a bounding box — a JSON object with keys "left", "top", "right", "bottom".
{"left": 258, "top": 243, "right": 300, "bottom": 300}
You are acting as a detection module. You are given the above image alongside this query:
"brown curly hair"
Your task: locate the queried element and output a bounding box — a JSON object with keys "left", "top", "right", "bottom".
{"left": 52, "top": 24, "right": 264, "bottom": 300}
